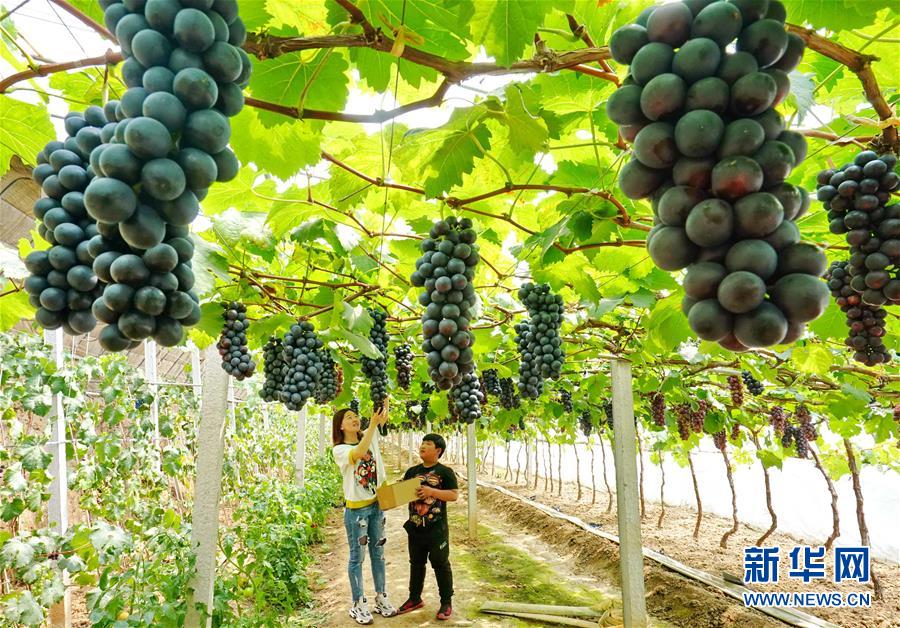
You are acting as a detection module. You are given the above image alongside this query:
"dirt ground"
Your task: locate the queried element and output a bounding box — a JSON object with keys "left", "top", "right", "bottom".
{"left": 467, "top": 453, "right": 900, "bottom": 628}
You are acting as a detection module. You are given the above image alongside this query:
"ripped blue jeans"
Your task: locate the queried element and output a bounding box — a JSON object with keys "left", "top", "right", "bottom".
{"left": 344, "top": 501, "right": 387, "bottom": 602}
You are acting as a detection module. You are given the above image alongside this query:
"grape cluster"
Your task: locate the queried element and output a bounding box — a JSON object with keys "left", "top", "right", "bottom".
{"left": 71, "top": 0, "right": 250, "bottom": 351}
{"left": 482, "top": 368, "right": 502, "bottom": 396}
{"left": 449, "top": 372, "right": 484, "bottom": 424}
{"left": 259, "top": 336, "right": 285, "bottom": 403}
{"left": 691, "top": 400, "right": 708, "bottom": 432}
{"left": 730, "top": 423, "right": 741, "bottom": 442}
{"left": 314, "top": 350, "right": 340, "bottom": 404}
{"left": 515, "top": 283, "right": 565, "bottom": 398}
{"left": 394, "top": 343, "right": 413, "bottom": 390}
{"left": 361, "top": 309, "right": 389, "bottom": 410}
{"left": 579, "top": 410, "right": 594, "bottom": 437}
{"left": 825, "top": 261, "right": 890, "bottom": 366}
{"left": 602, "top": 399, "right": 614, "bottom": 430}
{"left": 650, "top": 392, "right": 666, "bottom": 426}
{"left": 350, "top": 397, "right": 360, "bottom": 414}
{"left": 279, "top": 322, "right": 324, "bottom": 411}
{"left": 816, "top": 151, "right": 900, "bottom": 305}
{"left": 894, "top": 404, "right": 900, "bottom": 424}
{"left": 410, "top": 216, "right": 480, "bottom": 390}
{"left": 741, "top": 369, "right": 764, "bottom": 394}
{"left": 674, "top": 403, "right": 692, "bottom": 440}
{"left": 781, "top": 424, "right": 807, "bottom": 458}
{"left": 713, "top": 429, "right": 727, "bottom": 451}
{"left": 768, "top": 405, "right": 786, "bottom": 434}
{"left": 405, "top": 400, "right": 420, "bottom": 425}
{"left": 559, "top": 389, "right": 573, "bottom": 412}
{"left": 796, "top": 404, "right": 817, "bottom": 441}
{"left": 727, "top": 374, "right": 744, "bottom": 406}
{"left": 498, "top": 377, "right": 519, "bottom": 409}
{"left": 25, "top": 109, "right": 111, "bottom": 336}
{"left": 608, "top": 0, "right": 830, "bottom": 350}
{"left": 217, "top": 301, "right": 254, "bottom": 380}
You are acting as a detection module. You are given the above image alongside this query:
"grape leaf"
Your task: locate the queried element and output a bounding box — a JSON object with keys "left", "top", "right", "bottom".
{"left": 469, "top": 0, "right": 552, "bottom": 67}
{"left": 0, "top": 95, "right": 55, "bottom": 176}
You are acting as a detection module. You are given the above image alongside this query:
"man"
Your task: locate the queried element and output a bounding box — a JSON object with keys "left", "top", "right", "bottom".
{"left": 395, "top": 433, "right": 458, "bottom": 620}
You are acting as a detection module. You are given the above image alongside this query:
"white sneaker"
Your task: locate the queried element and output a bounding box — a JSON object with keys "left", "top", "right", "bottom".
{"left": 375, "top": 592, "right": 397, "bottom": 617}
{"left": 349, "top": 597, "right": 374, "bottom": 625}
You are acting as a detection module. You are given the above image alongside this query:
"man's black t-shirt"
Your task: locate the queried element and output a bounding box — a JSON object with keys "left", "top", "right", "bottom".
{"left": 402, "top": 462, "right": 458, "bottom": 534}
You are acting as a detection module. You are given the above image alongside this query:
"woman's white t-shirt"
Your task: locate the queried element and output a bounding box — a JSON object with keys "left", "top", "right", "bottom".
{"left": 333, "top": 429, "right": 386, "bottom": 508}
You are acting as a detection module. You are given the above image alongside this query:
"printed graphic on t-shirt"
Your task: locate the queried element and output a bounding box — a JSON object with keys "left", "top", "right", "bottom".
{"left": 408, "top": 470, "right": 444, "bottom": 527}
{"left": 355, "top": 451, "right": 377, "bottom": 494}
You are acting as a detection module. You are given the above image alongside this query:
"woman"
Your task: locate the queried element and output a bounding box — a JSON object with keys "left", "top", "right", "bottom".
{"left": 332, "top": 401, "right": 397, "bottom": 624}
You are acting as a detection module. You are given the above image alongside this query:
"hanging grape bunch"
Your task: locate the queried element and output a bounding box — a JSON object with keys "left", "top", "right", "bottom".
{"left": 825, "top": 261, "right": 890, "bottom": 365}
{"left": 816, "top": 151, "right": 900, "bottom": 302}
{"left": 25, "top": 107, "right": 113, "bottom": 336}
{"left": 730, "top": 423, "right": 741, "bottom": 442}
{"left": 394, "top": 343, "right": 413, "bottom": 390}
{"left": 499, "top": 377, "right": 520, "bottom": 410}
{"left": 768, "top": 404, "right": 786, "bottom": 434}
{"left": 259, "top": 336, "right": 285, "bottom": 403}
{"left": 559, "top": 389, "right": 573, "bottom": 412}
{"left": 217, "top": 301, "right": 254, "bottom": 380}
{"left": 602, "top": 399, "right": 614, "bottom": 430}
{"left": 690, "top": 399, "right": 708, "bottom": 433}
{"left": 361, "top": 308, "right": 389, "bottom": 410}
{"left": 405, "top": 400, "right": 419, "bottom": 424}
{"left": 515, "top": 283, "right": 565, "bottom": 399}
{"left": 781, "top": 423, "right": 808, "bottom": 458}
{"left": 741, "top": 370, "right": 764, "bottom": 394}
{"left": 608, "top": 0, "right": 830, "bottom": 350}
{"left": 482, "top": 368, "right": 502, "bottom": 396}
{"left": 314, "top": 350, "right": 340, "bottom": 404}
{"left": 796, "top": 404, "right": 817, "bottom": 441}
{"left": 79, "top": 0, "right": 250, "bottom": 351}
{"left": 418, "top": 380, "right": 434, "bottom": 425}
{"left": 350, "top": 397, "right": 360, "bottom": 413}
{"left": 579, "top": 410, "right": 594, "bottom": 437}
{"left": 727, "top": 374, "right": 744, "bottom": 406}
{"left": 713, "top": 429, "right": 727, "bottom": 451}
{"left": 674, "top": 403, "right": 692, "bottom": 440}
{"left": 650, "top": 392, "right": 666, "bottom": 427}
{"left": 279, "top": 322, "right": 324, "bottom": 411}
{"left": 410, "top": 216, "right": 480, "bottom": 390}
{"left": 449, "top": 372, "right": 484, "bottom": 424}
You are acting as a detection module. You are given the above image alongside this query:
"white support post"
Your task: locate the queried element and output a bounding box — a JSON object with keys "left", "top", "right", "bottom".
{"left": 226, "top": 377, "right": 236, "bottom": 435}
{"left": 318, "top": 413, "right": 327, "bottom": 458}
{"left": 407, "top": 431, "right": 415, "bottom": 466}
{"left": 186, "top": 345, "right": 230, "bottom": 628}
{"left": 610, "top": 359, "right": 648, "bottom": 627}
{"left": 190, "top": 342, "right": 201, "bottom": 397}
{"left": 295, "top": 406, "right": 308, "bottom": 489}
{"left": 466, "top": 422, "right": 477, "bottom": 539}
{"left": 45, "top": 329, "right": 70, "bottom": 628}
{"left": 144, "top": 340, "right": 159, "bottom": 444}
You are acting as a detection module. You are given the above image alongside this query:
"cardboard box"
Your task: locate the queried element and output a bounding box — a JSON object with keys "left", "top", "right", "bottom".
{"left": 377, "top": 477, "right": 422, "bottom": 510}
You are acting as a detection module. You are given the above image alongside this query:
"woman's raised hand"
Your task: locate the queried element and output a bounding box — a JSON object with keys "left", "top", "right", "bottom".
{"left": 373, "top": 399, "right": 390, "bottom": 425}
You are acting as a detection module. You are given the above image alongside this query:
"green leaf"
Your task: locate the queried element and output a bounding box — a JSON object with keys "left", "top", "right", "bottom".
{"left": 756, "top": 449, "right": 784, "bottom": 470}
{"left": 791, "top": 344, "right": 833, "bottom": 373}
{"left": 469, "top": 0, "right": 552, "bottom": 66}
{"left": 503, "top": 85, "right": 549, "bottom": 154}
{"left": 423, "top": 123, "right": 493, "bottom": 197}
{"left": 249, "top": 313, "right": 295, "bottom": 348}
{"left": 0, "top": 537, "right": 34, "bottom": 567}
{"left": 228, "top": 108, "right": 322, "bottom": 179}
{"left": 0, "top": 288, "right": 34, "bottom": 332}
{"left": 248, "top": 50, "right": 349, "bottom": 126}
{"left": 0, "top": 95, "right": 55, "bottom": 176}
{"left": 325, "top": 328, "right": 382, "bottom": 359}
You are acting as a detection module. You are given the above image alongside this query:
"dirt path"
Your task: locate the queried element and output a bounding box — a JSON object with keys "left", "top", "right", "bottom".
{"left": 306, "top": 451, "right": 663, "bottom": 627}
